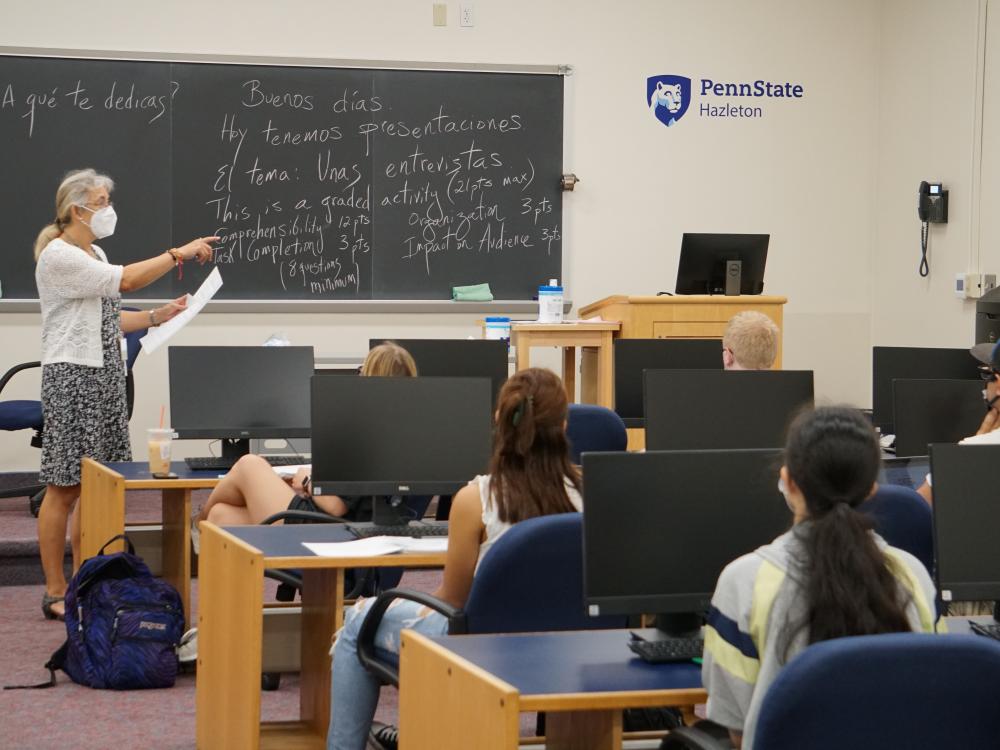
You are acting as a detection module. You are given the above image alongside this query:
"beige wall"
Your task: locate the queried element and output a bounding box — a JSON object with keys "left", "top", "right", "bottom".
{"left": 1, "top": 0, "right": 986, "bottom": 470}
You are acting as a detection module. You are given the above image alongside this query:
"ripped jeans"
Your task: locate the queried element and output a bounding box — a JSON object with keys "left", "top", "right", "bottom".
{"left": 326, "top": 597, "right": 448, "bottom": 750}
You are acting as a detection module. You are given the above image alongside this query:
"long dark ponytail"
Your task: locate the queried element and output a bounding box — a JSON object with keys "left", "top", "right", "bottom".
{"left": 488, "top": 368, "right": 581, "bottom": 523}
{"left": 784, "top": 407, "right": 912, "bottom": 652}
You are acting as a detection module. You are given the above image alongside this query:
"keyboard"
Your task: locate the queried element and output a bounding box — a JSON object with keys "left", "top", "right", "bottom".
{"left": 969, "top": 621, "right": 1000, "bottom": 641}
{"left": 628, "top": 636, "right": 704, "bottom": 663}
{"left": 348, "top": 523, "right": 449, "bottom": 539}
{"left": 184, "top": 454, "right": 307, "bottom": 472}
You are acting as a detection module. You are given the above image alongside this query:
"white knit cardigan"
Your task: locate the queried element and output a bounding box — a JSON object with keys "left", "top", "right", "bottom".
{"left": 35, "top": 238, "right": 123, "bottom": 367}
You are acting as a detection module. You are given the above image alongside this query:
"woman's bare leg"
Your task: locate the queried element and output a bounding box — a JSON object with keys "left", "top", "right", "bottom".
{"left": 199, "top": 454, "right": 296, "bottom": 525}
{"left": 37, "top": 483, "right": 80, "bottom": 617}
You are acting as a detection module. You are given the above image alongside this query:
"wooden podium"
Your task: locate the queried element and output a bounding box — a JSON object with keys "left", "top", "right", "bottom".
{"left": 577, "top": 295, "right": 787, "bottom": 448}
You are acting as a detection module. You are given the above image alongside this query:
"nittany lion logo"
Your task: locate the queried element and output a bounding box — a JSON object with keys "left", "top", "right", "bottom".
{"left": 647, "top": 75, "right": 691, "bottom": 127}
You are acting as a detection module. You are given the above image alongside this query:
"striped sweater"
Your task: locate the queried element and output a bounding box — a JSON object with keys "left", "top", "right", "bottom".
{"left": 702, "top": 526, "right": 940, "bottom": 749}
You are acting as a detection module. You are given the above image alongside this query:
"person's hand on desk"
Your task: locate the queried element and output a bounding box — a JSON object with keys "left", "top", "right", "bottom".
{"left": 291, "top": 466, "right": 312, "bottom": 497}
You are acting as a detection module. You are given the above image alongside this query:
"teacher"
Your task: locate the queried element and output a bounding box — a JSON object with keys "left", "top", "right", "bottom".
{"left": 33, "top": 168, "right": 216, "bottom": 621}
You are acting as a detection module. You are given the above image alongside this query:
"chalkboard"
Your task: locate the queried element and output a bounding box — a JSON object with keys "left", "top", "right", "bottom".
{"left": 0, "top": 53, "right": 564, "bottom": 301}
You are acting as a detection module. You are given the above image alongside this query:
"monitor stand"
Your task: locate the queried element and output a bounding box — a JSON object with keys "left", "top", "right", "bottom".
{"left": 220, "top": 438, "right": 251, "bottom": 461}
{"left": 654, "top": 612, "right": 704, "bottom": 638}
{"left": 371, "top": 495, "right": 410, "bottom": 526}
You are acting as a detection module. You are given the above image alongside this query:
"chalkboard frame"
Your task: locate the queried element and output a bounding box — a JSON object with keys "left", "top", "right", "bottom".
{"left": 0, "top": 46, "right": 572, "bottom": 311}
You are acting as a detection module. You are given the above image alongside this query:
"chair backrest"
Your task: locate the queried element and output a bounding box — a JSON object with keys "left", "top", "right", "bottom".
{"left": 566, "top": 404, "right": 627, "bottom": 463}
{"left": 861, "top": 484, "right": 934, "bottom": 575}
{"left": 752, "top": 632, "right": 1000, "bottom": 749}
{"left": 461, "top": 513, "right": 625, "bottom": 633}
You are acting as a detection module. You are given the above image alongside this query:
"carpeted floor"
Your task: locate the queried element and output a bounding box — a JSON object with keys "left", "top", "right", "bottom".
{"left": 0, "top": 485, "right": 437, "bottom": 749}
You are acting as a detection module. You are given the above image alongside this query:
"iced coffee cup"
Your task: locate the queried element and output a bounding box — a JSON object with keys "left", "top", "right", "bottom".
{"left": 148, "top": 428, "right": 175, "bottom": 475}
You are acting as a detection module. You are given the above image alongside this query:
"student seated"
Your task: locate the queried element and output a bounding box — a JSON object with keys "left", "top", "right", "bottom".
{"left": 917, "top": 341, "right": 1000, "bottom": 505}
{"left": 194, "top": 342, "right": 417, "bottom": 528}
{"left": 326, "top": 367, "right": 583, "bottom": 750}
{"left": 700, "top": 406, "right": 939, "bottom": 750}
{"left": 721, "top": 311, "right": 779, "bottom": 370}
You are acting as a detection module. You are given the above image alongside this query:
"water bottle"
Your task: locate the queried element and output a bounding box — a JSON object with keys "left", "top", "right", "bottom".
{"left": 538, "top": 279, "right": 564, "bottom": 323}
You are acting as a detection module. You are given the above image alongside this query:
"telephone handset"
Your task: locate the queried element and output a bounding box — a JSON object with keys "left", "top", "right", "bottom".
{"left": 917, "top": 181, "right": 948, "bottom": 277}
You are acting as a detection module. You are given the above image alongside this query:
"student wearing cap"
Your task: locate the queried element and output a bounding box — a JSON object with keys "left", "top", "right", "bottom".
{"left": 916, "top": 341, "right": 1000, "bottom": 506}
{"left": 722, "top": 311, "right": 780, "bottom": 370}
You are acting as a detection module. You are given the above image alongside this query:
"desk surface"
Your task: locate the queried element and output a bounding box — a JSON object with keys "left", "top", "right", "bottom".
{"left": 429, "top": 628, "right": 702, "bottom": 697}
{"left": 104, "top": 460, "right": 220, "bottom": 482}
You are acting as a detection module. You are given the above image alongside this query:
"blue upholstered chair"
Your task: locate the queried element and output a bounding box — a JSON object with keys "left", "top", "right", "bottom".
{"left": 662, "top": 632, "right": 1000, "bottom": 749}
{"left": 357, "top": 512, "right": 626, "bottom": 685}
{"left": 0, "top": 316, "right": 145, "bottom": 515}
{"left": 566, "top": 403, "right": 628, "bottom": 463}
{"left": 861, "top": 483, "right": 935, "bottom": 575}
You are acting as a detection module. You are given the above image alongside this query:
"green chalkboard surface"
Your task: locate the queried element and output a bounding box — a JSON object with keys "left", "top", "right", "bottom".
{"left": 0, "top": 53, "right": 563, "bottom": 300}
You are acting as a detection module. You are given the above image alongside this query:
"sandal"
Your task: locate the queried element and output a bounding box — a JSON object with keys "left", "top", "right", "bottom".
{"left": 41, "top": 593, "right": 65, "bottom": 621}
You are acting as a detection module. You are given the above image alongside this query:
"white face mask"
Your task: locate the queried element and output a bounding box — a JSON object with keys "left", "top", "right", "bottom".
{"left": 78, "top": 204, "right": 117, "bottom": 239}
{"left": 777, "top": 476, "right": 794, "bottom": 513}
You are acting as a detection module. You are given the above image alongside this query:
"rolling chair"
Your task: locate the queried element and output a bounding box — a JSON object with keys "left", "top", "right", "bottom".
{"left": 661, "top": 632, "right": 1000, "bottom": 749}
{"left": 357, "top": 512, "right": 625, "bottom": 682}
{"left": 0, "top": 318, "right": 144, "bottom": 516}
{"left": 566, "top": 403, "right": 628, "bottom": 462}
{"left": 861, "top": 484, "right": 934, "bottom": 575}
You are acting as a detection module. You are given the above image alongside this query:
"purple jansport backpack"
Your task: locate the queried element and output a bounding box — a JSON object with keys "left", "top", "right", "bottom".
{"left": 58, "top": 535, "right": 184, "bottom": 689}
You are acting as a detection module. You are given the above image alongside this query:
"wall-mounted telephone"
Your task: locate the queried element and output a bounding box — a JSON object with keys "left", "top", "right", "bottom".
{"left": 917, "top": 181, "right": 948, "bottom": 277}
{"left": 918, "top": 181, "right": 948, "bottom": 223}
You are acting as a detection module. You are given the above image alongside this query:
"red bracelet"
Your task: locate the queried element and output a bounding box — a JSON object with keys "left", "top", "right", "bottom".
{"left": 167, "top": 249, "right": 184, "bottom": 280}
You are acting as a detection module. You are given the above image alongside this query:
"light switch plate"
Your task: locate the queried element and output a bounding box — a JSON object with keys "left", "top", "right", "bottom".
{"left": 433, "top": 3, "right": 447, "bottom": 26}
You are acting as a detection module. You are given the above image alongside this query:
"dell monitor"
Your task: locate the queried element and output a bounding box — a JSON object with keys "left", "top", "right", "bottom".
{"left": 614, "top": 339, "right": 722, "bottom": 427}
{"left": 583, "top": 449, "right": 789, "bottom": 632}
{"left": 892, "top": 379, "right": 985, "bottom": 457}
{"left": 675, "top": 233, "right": 769, "bottom": 295}
{"left": 310, "top": 375, "right": 492, "bottom": 497}
{"left": 370, "top": 338, "right": 509, "bottom": 405}
{"left": 644, "top": 369, "right": 814, "bottom": 451}
{"left": 930, "top": 443, "right": 1000, "bottom": 604}
{"left": 872, "top": 346, "right": 979, "bottom": 436}
{"left": 168, "top": 346, "right": 313, "bottom": 459}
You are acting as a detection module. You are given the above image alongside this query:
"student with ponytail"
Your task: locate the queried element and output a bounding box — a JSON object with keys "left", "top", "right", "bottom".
{"left": 700, "top": 407, "right": 940, "bottom": 750}
{"left": 326, "top": 368, "right": 582, "bottom": 750}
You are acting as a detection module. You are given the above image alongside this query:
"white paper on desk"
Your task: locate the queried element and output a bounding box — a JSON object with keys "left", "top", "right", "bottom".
{"left": 272, "top": 464, "right": 311, "bottom": 479}
{"left": 141, "top": 267, "right": 224, "bottom": 354}
{"left": 303, "top": 535, "right": 448, "bottom": 557}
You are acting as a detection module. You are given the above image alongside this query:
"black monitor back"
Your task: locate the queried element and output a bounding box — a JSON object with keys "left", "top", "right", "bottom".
{"left": 892, "top": 379, "right": 985, "bottom": 457}
{"left": 644, "top": 369, "right": 814, "bottom": 451}
{"left": 582, "top": 449, "right": 788, "bottom": 616}
{"left": 310, "top": 376, "right": 492, "bottom": 496}
{"left": 168, "top": 346, "right": 313, "bottom": 439}
{"left": 872, "top": 346, "right": 978, "bottom": 435}
{"left": 675, "top": 233, "right": 769, "bottom": 295}
{"left": 930, "top": 443, "right": 1000, "bottom": 602}
{"left": 614, "top": 339, "right": 721, "bottom": 427}
{"left": 370, "top": 338, "right": 508, "bottom": 405}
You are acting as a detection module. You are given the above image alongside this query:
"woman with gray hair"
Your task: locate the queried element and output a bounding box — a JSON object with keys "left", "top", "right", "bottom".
{"left": 34, "top": 168, "right": 216, "bottom": 620}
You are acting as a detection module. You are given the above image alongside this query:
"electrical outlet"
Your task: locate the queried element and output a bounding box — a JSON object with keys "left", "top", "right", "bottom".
{"left": 433, "top": 3, "right": 447, "bottom": 26}
{"left": 460, "top": 2, "right": 475, "bottom": 27}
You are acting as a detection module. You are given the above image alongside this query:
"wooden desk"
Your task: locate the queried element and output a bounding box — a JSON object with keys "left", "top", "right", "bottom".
{"left": 399, "top": 628, "right": 705, "bottom": 750}
{"left": 511, "top": 322, "right": 621, "bottom": 408}
{"left": 196, "top": 522, "right": 447, "bottom": 750}
{"left": 79, "top": 459, "right": 219, "bottom": 623}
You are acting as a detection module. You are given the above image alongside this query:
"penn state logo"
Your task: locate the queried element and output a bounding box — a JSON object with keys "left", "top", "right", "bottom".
{"left": 647, "top": 75, "right": 691, "bottom": 127}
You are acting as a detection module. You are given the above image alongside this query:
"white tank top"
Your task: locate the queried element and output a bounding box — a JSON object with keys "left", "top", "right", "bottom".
{"left": 473, "top": 474, "right": 583, "bottom": 572}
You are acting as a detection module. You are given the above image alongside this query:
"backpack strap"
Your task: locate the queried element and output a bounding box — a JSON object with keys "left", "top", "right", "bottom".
{"left": 98, "top": 534, "right": 136, "bottom": 556}
{"left": 3, "top": 641, "right": 67, "bottom": 690}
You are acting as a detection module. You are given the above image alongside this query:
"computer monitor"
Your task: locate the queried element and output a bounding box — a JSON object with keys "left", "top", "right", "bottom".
{"left": 614, "top": 339, "right": 722, "bottom": 427}
{"left": 892, "top": 379, "right": 985, "bottom": 457}
{"left": 675, "top": 233, "right": 769, "bottom": 295}
{"left": 168, "top": 346, "right": 314, "bottom": 459}
{"left": 370, "top": 338, "right": 509, "bottom": 405}
{"left": 644, "top": 369, "right": 814, "bottom": 451}
{"left": 872, "top": 346, "right": 979, "bottom": 435}
{"left": 930, "top": 443, "right": 1000, "bottom": 603}
{"left": 582, "top": 449, "right": 789, "bottom": 628}
{"left": 310, "top": 375, "right": 492, "bottom": 497}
